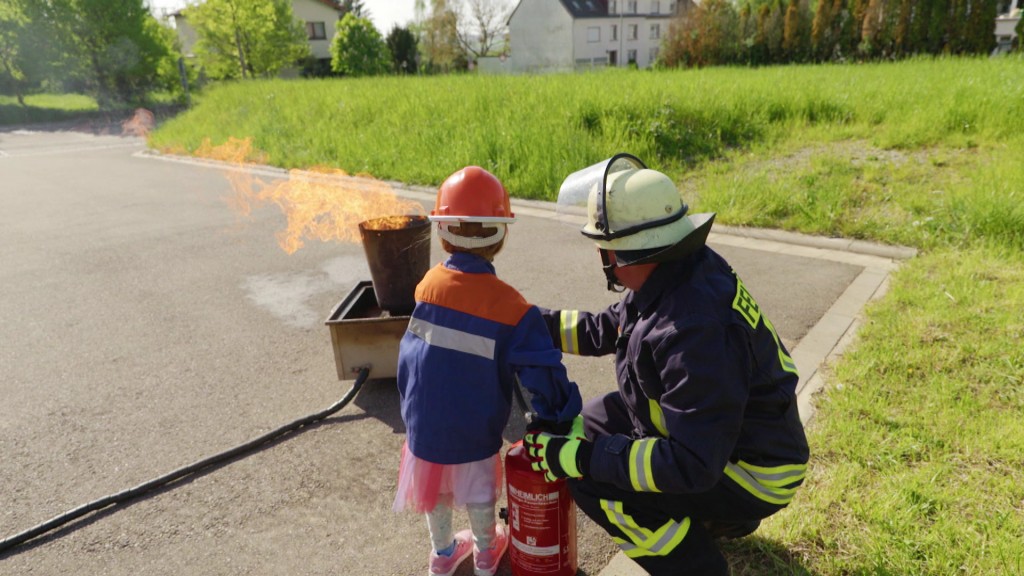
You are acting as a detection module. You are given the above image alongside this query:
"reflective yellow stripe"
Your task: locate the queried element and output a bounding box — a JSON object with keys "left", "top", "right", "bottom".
{"left": 648, "top": 399, "right": 668, "bottom": 437}
{"left": 732, "top": 277, "right": 762, "bottom": 330}
{"left": 723, "top": 460, "right": 806, "bottom": 505}
{"left": 559, "top": 310, "right": 579, "bottom": 355}
{"left": 763, "top": 315, "right": 799, "bottom": 375}
{"left": 628, "top": 438, "right": 661, "bottom": 493}
{"left": 600, "top": 500, "right": 649, "bottom": 546}
{"left": 734, "top": 275, "right": 798, "bottom": 376}
{"left": 601, "top": 500, "right": 689, "bottom": 558}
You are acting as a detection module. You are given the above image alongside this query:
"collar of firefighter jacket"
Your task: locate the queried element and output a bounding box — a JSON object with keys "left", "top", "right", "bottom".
{"left": 629, "top": 248, "right": 705, "bottom": 315}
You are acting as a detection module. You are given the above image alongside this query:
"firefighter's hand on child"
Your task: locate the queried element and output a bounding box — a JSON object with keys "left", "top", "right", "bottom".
{"left": 523, "top": 431, "right": 593, "bottom": 482}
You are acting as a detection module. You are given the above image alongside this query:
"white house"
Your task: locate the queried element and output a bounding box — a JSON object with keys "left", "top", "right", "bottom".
{"left": 169, "top": 0, "right": 343, "bottom": 63}
{"left": 498, "top": 0, "right": 678, "bottom": 73}
{"left": 994, "top": 0, "right": 1021, "bottom": 55}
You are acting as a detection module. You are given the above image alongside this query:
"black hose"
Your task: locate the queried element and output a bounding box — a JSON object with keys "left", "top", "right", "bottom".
{"left": 0, "top": 366, "right": 371, "bottom": 555}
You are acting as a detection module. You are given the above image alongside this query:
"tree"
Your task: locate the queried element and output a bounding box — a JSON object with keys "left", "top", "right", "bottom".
{"left": 926, "top": 0, "right": 951, "bottom": 52}
{"left": 1016, "top": 15, "right": 1024, "bottom": 51}
{"left": 764, "top": 0, "right": 786, "bottom": 61}
{"left": 456, "top": 0, "right": 512, "bottom": 60}
{"left": 0, "top": 0, "right": 31, "bottom": 104}
{"left": 909, "top": 0, "right": 932, "bottom": 53}
{"left": 891, "top": 0, "right": 912, "bottom": 55}
{"left": 783, "top": 0, "right": 810, "bottom": 60}
{"left": 338, "top": 0, "right": 369, "bottom": 18}
{"left": 964, "top": 0, "right": 997, "bottom": 54}
{"left": 420, "top": 0, "right": 462, "bottom": 72}
{"left": 189, "top": 0, "right": 309, "bottom": 80}
{"left": 661, "top": 0, "right": 740, "bottom": 67}
{"left": 330, "top": 12, "right": 390, "bottom": 76}
{"left": 810, "top": 0, "right": 835, "bottom": 60}
{"left": 386, "top": 25, "right": 419, "bottom": 74}
{"left": 859, "top": 0, "right": 885, "bottom": 57}
{"left": 32, "top": 0, "right": 176, "bottom": 105}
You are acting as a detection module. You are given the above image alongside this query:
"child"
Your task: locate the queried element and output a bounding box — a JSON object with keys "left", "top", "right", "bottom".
{"left": 393, "top": 166, "right": 582, "bottom": 576}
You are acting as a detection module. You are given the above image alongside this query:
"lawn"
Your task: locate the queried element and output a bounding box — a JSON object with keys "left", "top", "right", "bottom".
{"left": 148, "top": 56, "right": 1024, "bottom": 575}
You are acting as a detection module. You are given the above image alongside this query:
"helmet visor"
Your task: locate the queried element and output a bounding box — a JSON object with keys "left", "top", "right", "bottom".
{"left": 556, "top": 153, "right": 647, "bottom": 230}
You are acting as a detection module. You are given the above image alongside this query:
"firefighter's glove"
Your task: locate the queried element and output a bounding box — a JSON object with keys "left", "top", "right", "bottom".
{"left": 528, "top": 414, "right": 585, "bottom": 439}
{"left": 524, "top": 431, "right": 593, "bottom": 483}
{"left": 568, "top": 414, "right": 586, "bottom": 440}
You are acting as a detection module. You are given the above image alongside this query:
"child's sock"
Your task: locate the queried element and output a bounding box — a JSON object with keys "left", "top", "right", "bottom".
{"left": 436, "top": 540, "right": 456, "bottom": 557}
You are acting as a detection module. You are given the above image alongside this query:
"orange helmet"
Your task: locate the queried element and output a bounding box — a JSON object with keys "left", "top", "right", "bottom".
{"left": 431, "top": 166, "right": 515, "bottom": 248}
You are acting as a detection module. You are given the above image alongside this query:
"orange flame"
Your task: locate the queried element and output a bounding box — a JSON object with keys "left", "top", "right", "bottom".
{"left": 121, "top": 108, "right": 155, "bottom": 137}
{"left": 197, "top": 137, "right": 426, "bottom": 254}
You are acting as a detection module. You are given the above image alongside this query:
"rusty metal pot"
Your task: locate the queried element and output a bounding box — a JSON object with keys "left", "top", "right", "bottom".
{"left": 358, "top": 215, "right": 431, "bottom": 315}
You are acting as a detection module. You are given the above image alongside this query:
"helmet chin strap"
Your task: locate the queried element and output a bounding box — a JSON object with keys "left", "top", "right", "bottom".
{"left": 600, "top": 249, "right": 625, "bottom": 293}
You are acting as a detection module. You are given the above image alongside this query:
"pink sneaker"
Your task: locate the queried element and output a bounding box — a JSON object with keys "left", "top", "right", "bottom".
{"left": 473, "top": 524, "right": 509, "bottom": 576}
{"left": 429, "top": 529, "right": 473, "bottom": 576}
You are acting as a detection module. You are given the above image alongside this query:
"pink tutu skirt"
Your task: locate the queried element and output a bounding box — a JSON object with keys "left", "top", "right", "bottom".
{"left": 393, "top": 441, "right": 503, "bottom": 513}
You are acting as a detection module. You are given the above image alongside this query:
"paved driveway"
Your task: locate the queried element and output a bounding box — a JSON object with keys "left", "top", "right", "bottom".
{"left": 0, "top": 127, "right": 909, "bottom": 575}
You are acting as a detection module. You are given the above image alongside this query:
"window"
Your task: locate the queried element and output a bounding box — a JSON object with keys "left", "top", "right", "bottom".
{"left": 306, "top": 21, "right": 326, "bottom": 40}
{"left": 611, "top": 24, "right": 618, "bottom": 41}
{"left": 652, "top": 0, "right": 661, "bottom": 13}
{"left": 627, "top": 49, "right": 637, "bottom": 64}
{"left": 609, "top": 0, "right": 618, "bottom": 13}
{"left": 649, "top": 47, "right": 659, "bottom": 62}
{"left": 628, "top": 24, "right": 638, "bottom": 40}
{"left": 650, "top": 23, "right": 660, "bottom": 39}
{"left": 588, "top": 26, "right": 601, "bottom": 42}
{"left": 627, "top": 0, "right": 638, "bottom": 13}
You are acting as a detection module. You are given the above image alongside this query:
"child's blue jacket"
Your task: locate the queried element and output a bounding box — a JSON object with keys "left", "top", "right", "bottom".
{"left": 397, "top": 252, "right": 582, "bottom": 465}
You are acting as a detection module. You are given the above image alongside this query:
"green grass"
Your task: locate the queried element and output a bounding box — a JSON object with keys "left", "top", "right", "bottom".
{"left": 731, "top": 245, "right": 1024, "bottom": 575}
{"left": 147, "top": 56, "right": 1024, "bottom": 575}
{"left": 0, "top": 93, "right": 99, "bottom": 125}
{"left": 149, "top": 56, "right": 1024, "bottom": 203}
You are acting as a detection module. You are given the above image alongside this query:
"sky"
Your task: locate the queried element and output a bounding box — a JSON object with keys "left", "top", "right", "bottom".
{"left": 147, "top": 0, "right": 420, "bottom": 34}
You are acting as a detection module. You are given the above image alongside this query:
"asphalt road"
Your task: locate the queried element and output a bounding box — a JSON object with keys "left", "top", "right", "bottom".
{"left": 0, "top": 126, "right": 872, "bottom": 576}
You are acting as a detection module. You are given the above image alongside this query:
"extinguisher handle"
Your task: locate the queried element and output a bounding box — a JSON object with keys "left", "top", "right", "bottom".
{"left": 512, "top": 375, "right": 540, "bottom": 425}
{"left": 513, "top": 375, "right": 572, "bottom": 434}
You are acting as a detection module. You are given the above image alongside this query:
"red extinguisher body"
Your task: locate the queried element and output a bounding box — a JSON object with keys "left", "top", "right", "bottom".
{"left": 505, "top": 440, "right": 578, "bottom": 576}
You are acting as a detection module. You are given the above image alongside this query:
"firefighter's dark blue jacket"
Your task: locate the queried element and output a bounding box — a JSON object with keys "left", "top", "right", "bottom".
{"left": 398, "top": 252, "right": 582, "bottom": 465}
{"left": 541, "top": 246, "right": 809, "bottom": 504}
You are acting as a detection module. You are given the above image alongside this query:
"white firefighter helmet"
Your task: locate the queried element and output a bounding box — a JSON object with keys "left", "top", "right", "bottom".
{"left": 558, "top": 153, "right": 715, "bottom": 268}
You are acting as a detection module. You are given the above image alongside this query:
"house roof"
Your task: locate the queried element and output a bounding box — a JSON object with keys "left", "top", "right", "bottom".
{"left": 558, "top": 0, "right": 609, "bottom": 18}
{"left": 313, "top": 0, "right": 344, "bottom": 11}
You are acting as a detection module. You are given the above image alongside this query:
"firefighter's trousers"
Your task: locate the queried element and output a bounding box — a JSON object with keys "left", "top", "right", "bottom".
{"left": 570, "top": 392, "right": 784, "bottom": 576}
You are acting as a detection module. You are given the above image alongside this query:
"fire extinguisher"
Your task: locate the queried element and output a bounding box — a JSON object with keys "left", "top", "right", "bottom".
{"left": 503, "top": 440, "right": 578, "bottom": 576}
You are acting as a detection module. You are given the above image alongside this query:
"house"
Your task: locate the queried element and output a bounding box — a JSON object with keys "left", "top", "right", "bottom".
{"left": 168, "top": 0, "right": 343, "bottom": 67}
{"left": 994, "top": 0, "right": 1021, "bottom": 55}
{"left": 496, "top": 0, "right": 678, "bottom": 73}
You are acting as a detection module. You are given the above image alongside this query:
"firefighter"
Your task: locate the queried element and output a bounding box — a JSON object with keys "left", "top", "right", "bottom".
{"left": 524, "top": 154, "right": 810, "bottom": 576}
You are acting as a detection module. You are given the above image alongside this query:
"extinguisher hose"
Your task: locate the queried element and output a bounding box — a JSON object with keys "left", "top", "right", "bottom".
{"left": 0, "top": 366, "right": 371, "bottom": 555}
